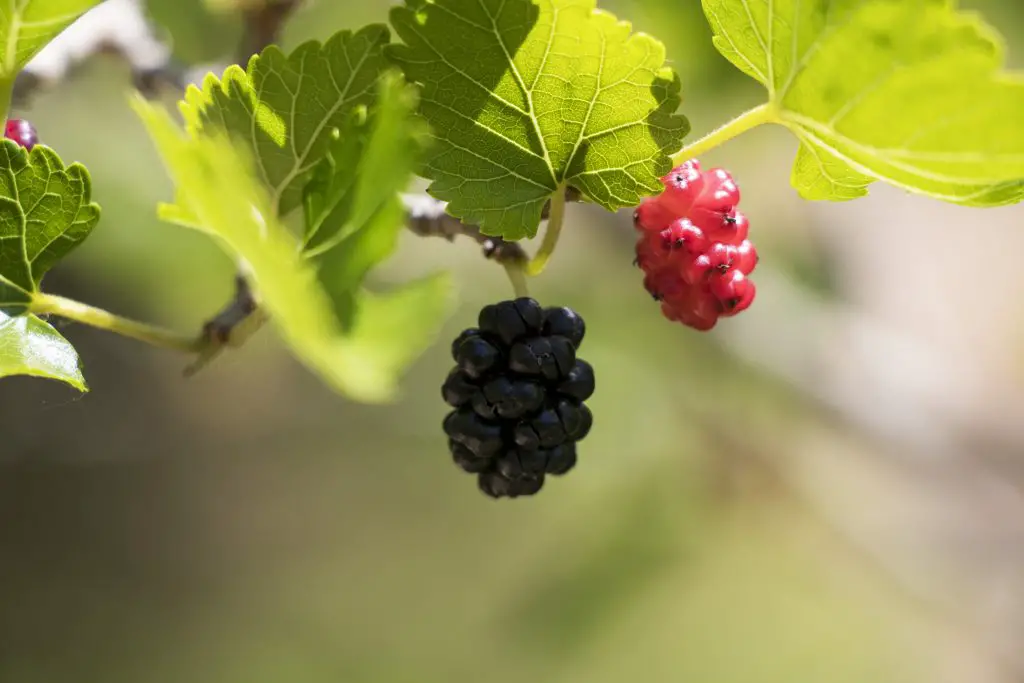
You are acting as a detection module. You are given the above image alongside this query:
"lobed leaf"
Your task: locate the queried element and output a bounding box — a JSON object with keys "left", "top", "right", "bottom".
{"left": 0, "top": 309, "right": 86, "bottom": 391}
{"left": 303, "top": 72, "right": 432, "bottom": 320}
{"left": 179, "top": 24, "right": 393, "bottom": 216}
{"left": 388, "top": 0, "right": 690, "bottom": 239}
{"left": 133, "top": 75, "right": 453, "bottom": 403}
{"left": 0, "top": 140, "right": 100, "bottom": 315}
{"left": 702, "top": 0, "right": 1024, "bottom": 205}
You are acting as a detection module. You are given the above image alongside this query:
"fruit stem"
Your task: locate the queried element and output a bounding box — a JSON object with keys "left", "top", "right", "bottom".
{"left": 30, "top": 293, "right": 203, "bottom": 353}
{"left": 503, "top": 261, "right": 530, "bottom": 298}
{"left": 671, "top": 102, "right": 774, "bottom": 164}
{"left": 526, "top": 186, "right": 567, "bottom": 277}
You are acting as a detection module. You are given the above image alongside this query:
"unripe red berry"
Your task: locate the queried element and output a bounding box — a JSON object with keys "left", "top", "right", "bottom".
{"left": 659, "top": 218, "right": 707, "bottom": 254}
{"left": 735, "top": 239, "right": 758, "bottom": 275}
{"left": 635, "top": 233, "right": 669, "bottom": 270}
{"left": 643, "top": 268, "right": 687, "bottom": 301}
{"left": 690, "top": 289, "right": 721, "bottom": 321}
{"left": 5, "top": 119, "right": 37, "bottom": 150}
{"left": 698, "top": 167, "right": 740, "bottom": 209}
{"left": 634, "top": 197, "right": 675, "bottom": 233}
{"left": 657, "top": 160, "right": 705, "bottom": 215}
{"left": 681, "top": 252, "right": 712, "bottom": 285}
{"left": 676, "top": 301, "right": 718, "bottom": 331}
{"left": 705, "top": 242, "right": 738, "bottom": 273}
{"left": 632, "top": 159, "right": 757, "bottom": 331}
{"left": 710, "top": 270, "right": 756, "bottom": 316}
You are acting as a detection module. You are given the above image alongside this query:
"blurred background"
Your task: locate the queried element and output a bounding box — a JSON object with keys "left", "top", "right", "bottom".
{"left": 2, "top": 0, "right": 1024, "bottom": 681}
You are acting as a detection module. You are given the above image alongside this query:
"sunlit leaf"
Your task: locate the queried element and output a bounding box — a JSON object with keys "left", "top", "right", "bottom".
{"left": 0, "top": 140, "right": 100, "bottom": 315}
{"left": 133, "top": 79, "right": 453, "bottom": 403}
{"left": 179, "top": 24, "right": 392, "bottom": 216}
{"left": 388, "top": 0, "right": 689, "bottom": 239}
{"left": 0, "top": 310, "right": 86, "bottom": 391}
{"left": 703, "top": 0, "right": 1024, "bottom": 205}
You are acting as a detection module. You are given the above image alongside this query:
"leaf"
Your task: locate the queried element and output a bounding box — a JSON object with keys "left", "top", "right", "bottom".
{"left": 303, "top": 71, "right": 432, "bottom": 325}
{"left": 178, "top": 24, "right": 393, "bottom": 216}
{"left": 387, "top": 0, "right": 689, "bottom": 239}
{"left": 0, "top": 310, "right": 86, "bottom": 391}
{"left": 0, "top": 140, "right": 101, "bottom": 315}
{"left": 0, "top": 0, "right": 103, "bottom": 80}
{"left": 133, "top": 84, "right": 454, "bottom": 403}
{"left": 702, "top": 0, "right": 1024, "bottom": 205}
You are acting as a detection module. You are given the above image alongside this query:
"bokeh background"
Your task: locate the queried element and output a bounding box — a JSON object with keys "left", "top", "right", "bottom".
{"left": 3, "top": 1, "right": 1024, "bottom": 681}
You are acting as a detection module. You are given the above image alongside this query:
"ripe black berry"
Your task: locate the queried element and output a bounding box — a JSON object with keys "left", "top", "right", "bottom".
{"left": 479, "top": 297, "right": 544, "bottom": 346}
{"left": 542, "top": 306, "right": 586, "bottom": 348}
{"left": 454, "top": 334, "right": 502, "bottom": 379}
{"left": 508, "top": 336, "right": 575, "bottom": 380}
{"left": 4, "top": 118, "right": 37, "bottom": 150}
{"left": 441, "top": 368, "right": 477, "bottom": 407}
{"left": 441, "top": 298, "right": 596, "bottom": 499}
{"left": 557, "top": 360, "right": 595, "bottom": 402}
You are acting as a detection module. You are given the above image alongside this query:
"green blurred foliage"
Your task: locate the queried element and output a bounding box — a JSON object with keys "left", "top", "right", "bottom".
{"left": 3, "top": 0, "right": 1021, "bottom": 681}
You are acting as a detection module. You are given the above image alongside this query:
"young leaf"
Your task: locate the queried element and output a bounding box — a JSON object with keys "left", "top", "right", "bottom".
{"left": 0, "top": 140, "right": 101, "bottom": 315}
{"left": 133, "top": 86, "right": 453, "bottom": 404}
{"left": 387, "top": 0, "right": 689, "bottom": 240}
{"left": 0, "top": 0, "right": 103, "bottom": 82}
{"left": 303, "top": 72, "right": 432, "bottom": 321}
{"left": 178, "top": 24, "right": 392, "bottom": 216}
{"left": 703, "top": 0, "right": 1024, "bottom": 205}
{"left": 0, "top": 310, "right": 86, "bottom": 391}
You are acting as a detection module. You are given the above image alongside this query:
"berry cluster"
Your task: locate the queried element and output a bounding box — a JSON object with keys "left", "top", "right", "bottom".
{"left": 634, "top": 159, "right": 757, "bottom": 330}
{"left": 4, "top": 119, "right": 37, "bottom": 150}
{"left": 442, "top": 298, "right": 595, "bottom": 499}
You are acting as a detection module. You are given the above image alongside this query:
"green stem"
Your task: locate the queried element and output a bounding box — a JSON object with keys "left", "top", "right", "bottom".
{"left": 0, "top": 77, "right": 13, "bottom": 122}
{"left": 503, "top": 261, "right": 530, "bottom": 298}
{"left": 671, "top": 102, "right": 774, "bottom": 164}
{"left": 30, "top": 293, "right": 203, "bottom": 353}
{"left": 526, "top": 186, "right": 567, "bottom": 277}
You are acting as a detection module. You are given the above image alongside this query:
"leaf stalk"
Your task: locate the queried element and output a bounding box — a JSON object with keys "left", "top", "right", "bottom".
{"left": 526, "top": 185, "right": 567, "bottom": 277}
{"left": 671, "top": 102, "right": 775, "bottom": 164}
{"left": 30, "top": 293, "right": 203, "bottom": 354}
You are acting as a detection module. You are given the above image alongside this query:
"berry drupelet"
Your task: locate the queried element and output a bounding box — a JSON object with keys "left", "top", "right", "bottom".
{"left": 634, "top": 159, "right": 758, "bottom": 330}
{"left": 4, "top": 119, "right": 37, "bottom": 150}
{"left": 442, "top": 298, "right": 595, "bottom": 499}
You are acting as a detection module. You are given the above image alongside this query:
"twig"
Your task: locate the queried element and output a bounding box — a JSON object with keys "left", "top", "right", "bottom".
{"left": 237, "top": 0, "right": 302, "bottom": 63}
{"left": 186, "top": 274, "right": 267, "bottom": 377}
{"left": 401, "top": 186, "right": 582, "bottom": 266}
{"left": 401, "top": 193, "right": 528, "bottom": 266}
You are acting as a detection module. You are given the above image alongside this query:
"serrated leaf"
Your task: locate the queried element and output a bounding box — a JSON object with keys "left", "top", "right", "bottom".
{"left": 302, "top": 71, "right": 432, "bottom": 327}
{"left": 178, "top": 24, "right": 392, "bottom": 216}
{"left": 0, "top": 140, "right": 100, "bottom": 315}
{"left": 387, "top": 0, "right": 689, "bottom": 239}
{"left": 133, "top": 88, "right": 453, "bottom": 403}
{"left": 0, "top": 310, "right": 86, "bottom": 391}
{"left": 0, "top": 0, "right": 102, "bottom": 80}
{"left": 703, "top": 0, "right": 1024, "bottom": 205}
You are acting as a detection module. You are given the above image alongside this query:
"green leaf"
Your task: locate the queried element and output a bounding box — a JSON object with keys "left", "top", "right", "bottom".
{"left": 179, "top": 24, "right": 393, "bottom": 216}
{"left": 303, "top": 71, "right": 432, "bottom": 324}
{"left": 133, "top": 84, "right": 454, "bottom": 403}
{"left": 0, "top": 0, "right": 103, "bottom": 80}
{"left": 387, "top": 0, "right": 689, "bottom": 239}
{"left": 702, "top": 0, "right": 1024, "bottom": 205}
{"left": 0, "top": 310, "right": 86, "bottom": 391}
{"left": 0, "top": 140, "right": 101, "bottom": 315}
